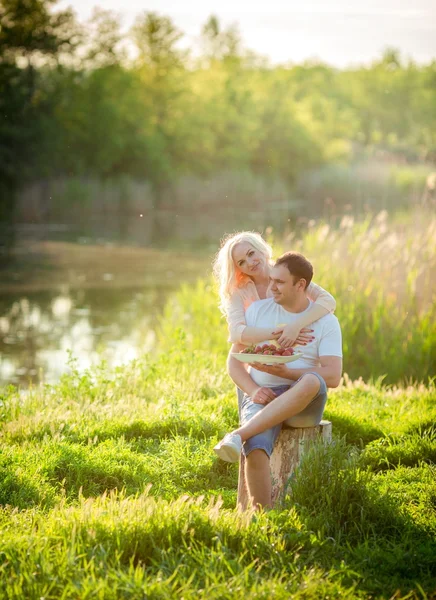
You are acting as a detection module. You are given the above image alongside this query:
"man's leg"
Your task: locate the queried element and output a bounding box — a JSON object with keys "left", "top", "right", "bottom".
{"left": 235, "top": 374, "right": 321, "bottom": 442}
{"left": 238, "top": 389, "right": 284, "bottom": 509}
{"left": 242, "top": 374, "right": 327, "bottom": 508}
{"left": 245, "top": 449, "right": 271, "bottom": 509}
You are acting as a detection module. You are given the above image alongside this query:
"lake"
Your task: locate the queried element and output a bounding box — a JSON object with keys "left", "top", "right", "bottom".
{"left": 0, "top": 286, "right": 174, "bottom": 388}
{"left": 0, "top": 236, "right": 213, "bottom": 388}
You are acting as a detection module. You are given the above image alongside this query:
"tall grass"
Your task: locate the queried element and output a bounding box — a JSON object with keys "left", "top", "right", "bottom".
{"left": 292, "top": 210, "right": 436, "bottom": 383}
{"left": 159, "top": 210, "right": 436, "bottom": 384}
{"left": 0, "top": 211, "right": 435, "bottom": 598}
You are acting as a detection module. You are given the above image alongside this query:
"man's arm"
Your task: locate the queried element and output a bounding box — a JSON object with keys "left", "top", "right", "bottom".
{"left": 249, "top": 355, "right": 343, "bottom": 388}
{"left": 227, "top": 344, "right": 277, "bottom": 404}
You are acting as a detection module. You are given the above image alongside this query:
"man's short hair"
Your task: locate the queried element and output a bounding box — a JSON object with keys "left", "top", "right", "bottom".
{"left": 274, "top": 252, "right": 313, "bottom": 289}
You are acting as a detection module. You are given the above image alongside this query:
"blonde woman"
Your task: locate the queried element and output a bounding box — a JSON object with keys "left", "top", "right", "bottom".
{"left": 213, "top": 231, "right": 336, "bottom": 348}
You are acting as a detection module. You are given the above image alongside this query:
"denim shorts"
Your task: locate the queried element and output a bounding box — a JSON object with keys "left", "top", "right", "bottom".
{"left": 237, "top": 373, "right": 328, "bottom": 458}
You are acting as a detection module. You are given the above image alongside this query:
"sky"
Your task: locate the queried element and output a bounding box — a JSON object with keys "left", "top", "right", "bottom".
{"left": 59, "top": 0, "right": 436, "bottom": 67}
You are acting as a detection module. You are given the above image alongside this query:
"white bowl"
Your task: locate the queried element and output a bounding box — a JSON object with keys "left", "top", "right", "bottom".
{"left": 230, "top": 352, "right": 303, "bottom": 366}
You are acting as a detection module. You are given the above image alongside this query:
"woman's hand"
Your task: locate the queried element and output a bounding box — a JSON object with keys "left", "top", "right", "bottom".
{"left": 272, "top": 324, "right": 314, "bottom": 348}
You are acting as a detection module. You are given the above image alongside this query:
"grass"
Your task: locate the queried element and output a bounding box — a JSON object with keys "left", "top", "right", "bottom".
{"left": 0, "top": 367, "right": 435, "bottom": 598}
{"left": 279, "top": 210, "right": 436, "bottom": 384}
{"left": 0, "top": 211, "right": 435, "bottom": 598}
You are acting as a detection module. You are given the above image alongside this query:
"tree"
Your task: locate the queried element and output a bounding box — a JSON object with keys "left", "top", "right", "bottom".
{"left": 0, "top": 0, "right": 77, "bottom": 259}
{"left": 0, "top": 0, "right": 76, "bottom": 64}
{"left": 131, "top": 12, "right": 184, "bottom": 71}
{"left": 199, "top": 15, "right": 241, "bottom": 65}
{"left": 129, "top": 13, "right": 190, "bottom": 240}
{"left": 81, "top": 8, "right": 127, "bottom": 70}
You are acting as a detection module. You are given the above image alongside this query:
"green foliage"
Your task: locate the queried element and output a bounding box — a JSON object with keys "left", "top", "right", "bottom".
{"left": 200, "top": 15, "right": 241, "bottom": 63}
{"left": 156, "top": 213, "right": 436, "bottom": 385}
{"left": 131, "top": 12, "right": 184, "bottom": 68}
{"left": 0, "top": 365, "right": 435, "bottom": 597}
{"left": 290, "top": 212, "right": 436, "bottom": 383}
{"left": 2, "top": 4, "right": 436, "bottom": 219}
{"left": 0, "top": 0, "right": 76, "bottom": 60}
{"left": 1, "top": 211, "right": 436, "bottom": 596}
{"left": 0, "top": 7, "right": 435, "bottom": 596}
{"left": 0, "top": 0, "right": 77, "bottom": 247}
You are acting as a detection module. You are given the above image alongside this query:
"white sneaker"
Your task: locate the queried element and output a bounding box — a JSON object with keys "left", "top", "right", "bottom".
{"left": 214, "top": 433, "right": 242, "bottom": 463}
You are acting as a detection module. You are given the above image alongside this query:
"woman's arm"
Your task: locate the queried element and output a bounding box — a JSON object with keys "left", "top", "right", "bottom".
{"left": 306, "top": 281, "right": 336, "bottom": 313}
{"left": 241, "top": 326, "right": 280, "bottom": 345}
{"left": 226, "top": 288, "right": 279, "bottom": 344}
{"left": 276, "top": 282, "right": 336, "bottom": 347}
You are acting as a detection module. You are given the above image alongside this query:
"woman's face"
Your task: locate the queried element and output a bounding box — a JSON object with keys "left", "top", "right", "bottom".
{"left": 232, "top": 242, "right": 267, "bottom": 277}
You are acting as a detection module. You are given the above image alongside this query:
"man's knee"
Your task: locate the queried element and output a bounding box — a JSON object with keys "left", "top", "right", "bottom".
{"left": 246, "top": 448, "right": 269, "bottom": 467}
{"left": 297, "top": 373, "right": 321, "bottom": 398}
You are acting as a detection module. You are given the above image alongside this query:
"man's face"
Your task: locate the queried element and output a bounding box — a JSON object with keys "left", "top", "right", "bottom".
{"left": 269, "top": 264, "right": 306, "bottom": 306}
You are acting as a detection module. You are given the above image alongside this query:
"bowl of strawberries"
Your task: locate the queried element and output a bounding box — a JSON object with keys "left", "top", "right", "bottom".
{"left": 231, "top": 344, "right": 303, "bottom": 365}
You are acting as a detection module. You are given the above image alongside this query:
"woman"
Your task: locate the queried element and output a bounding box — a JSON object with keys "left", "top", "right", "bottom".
{"left": 212, "top": 231, "right": 335, "bottom": 347}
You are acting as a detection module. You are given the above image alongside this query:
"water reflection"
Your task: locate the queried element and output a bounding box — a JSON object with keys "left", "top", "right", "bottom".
{"left": 0, "top": 287, "right": 167, "bottom": 387}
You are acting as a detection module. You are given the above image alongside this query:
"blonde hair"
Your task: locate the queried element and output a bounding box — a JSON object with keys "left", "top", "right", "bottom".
{"left": 212, "top": 231, "right": 273, "bottom": 315}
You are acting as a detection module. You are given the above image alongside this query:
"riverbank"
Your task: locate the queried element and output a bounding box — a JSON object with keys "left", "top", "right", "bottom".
{"left": 1, "top": 213, "right": 435, "bottom": 597}
{"left": 0, "top": 240, "right": 212, "bottom": 293}
{"left": 1, "top": 294, "right": 435, "bottom": 597}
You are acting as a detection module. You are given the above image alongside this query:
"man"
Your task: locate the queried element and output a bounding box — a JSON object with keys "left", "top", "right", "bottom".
{"left": 214, "top": 251, "right": 342, "bottom": 509}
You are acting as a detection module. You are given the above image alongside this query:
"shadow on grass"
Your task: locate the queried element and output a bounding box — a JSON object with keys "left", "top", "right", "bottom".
{"left": 37, "top": 439, "right": 237, "bottom": 504}
{"left": 88, "top": 417, "right": 221, "bottom": 446}
{"left": 15, "top": 413, "right": 384, "bottom": 454}
{"left": 9, "top": 417, "right": 223, "bottom": 448}
{"left": 361, "top": 433, "right": 436, "bottom": 472}
{"left": 324, "top": 412, "right": 384, "bottom": 446}
{"left": 0, "top": 463, "right": 55, "bottom": 509}
{"left": 282, "top": 438, "right": 436, "bottom": 597}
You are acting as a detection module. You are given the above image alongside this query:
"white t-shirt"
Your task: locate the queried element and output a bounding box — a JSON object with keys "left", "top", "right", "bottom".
{"left": 245, "top": 298, "right": 342, "bottom": 387}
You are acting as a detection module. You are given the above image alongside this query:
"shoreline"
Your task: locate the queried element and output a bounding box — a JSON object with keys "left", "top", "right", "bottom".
{"left": 0, "top": 240, "right": 212, "bottom": 294}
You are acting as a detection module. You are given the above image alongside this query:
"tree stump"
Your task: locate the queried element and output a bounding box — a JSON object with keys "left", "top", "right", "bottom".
{"left": 237, "top": 420, "right": 332, "bottom": 510}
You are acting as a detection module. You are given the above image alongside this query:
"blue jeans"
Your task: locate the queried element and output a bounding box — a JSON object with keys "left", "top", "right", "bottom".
{"left": 237, "top": 373, "right": 328, "bottom": 458}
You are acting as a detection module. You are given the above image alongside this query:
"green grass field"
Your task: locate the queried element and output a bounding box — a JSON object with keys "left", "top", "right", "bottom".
{"left": 0, "top": 212, "right": 435, "bottom": 599}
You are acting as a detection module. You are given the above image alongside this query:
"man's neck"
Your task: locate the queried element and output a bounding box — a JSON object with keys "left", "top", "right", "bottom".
{"left": 281, "top": 296, "right": 310, "bottom": 314}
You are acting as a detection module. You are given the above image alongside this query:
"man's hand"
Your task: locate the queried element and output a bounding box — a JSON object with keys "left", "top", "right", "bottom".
{"left": 251, "top": 386, "right": 277, "bottom": 405}
{"left": 248, "top": 362, "right": 293, "bottom": 379}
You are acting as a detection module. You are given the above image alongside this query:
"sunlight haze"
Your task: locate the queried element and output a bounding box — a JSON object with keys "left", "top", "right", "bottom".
{"left": 59, "top": 0, "right": 436, "bottom": 66}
